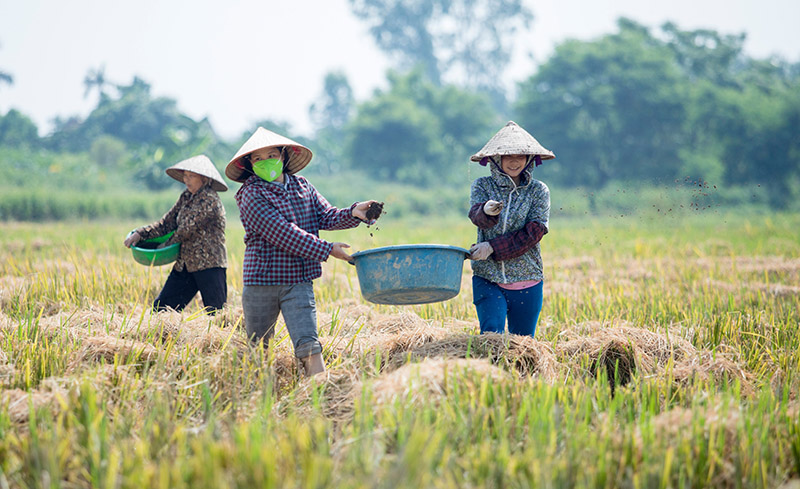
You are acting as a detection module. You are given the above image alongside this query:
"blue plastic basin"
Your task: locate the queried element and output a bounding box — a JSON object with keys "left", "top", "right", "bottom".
{"left": 350, "top": 244, "right": 470, "bottom": 305}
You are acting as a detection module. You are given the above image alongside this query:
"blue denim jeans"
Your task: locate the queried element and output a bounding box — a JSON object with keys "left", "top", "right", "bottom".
{"left": 472, "top": 275, "right": 543, "bottom": 337}
{"left": 241, "top": 282, "right": 322, "bottom": 358}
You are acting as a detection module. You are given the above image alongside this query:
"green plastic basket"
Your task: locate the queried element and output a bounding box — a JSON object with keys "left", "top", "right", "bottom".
{"left": 130, "top": 231, "right": 180, "bottom": 266}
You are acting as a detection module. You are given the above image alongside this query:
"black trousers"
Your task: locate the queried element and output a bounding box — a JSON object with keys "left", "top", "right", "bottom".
{"left": 153, "top": 267, "right": 227, "bottom": 314}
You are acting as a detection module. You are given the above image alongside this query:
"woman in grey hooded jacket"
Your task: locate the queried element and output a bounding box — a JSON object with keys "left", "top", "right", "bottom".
{"left": 468, "top": 121, "right": 554, "bottom": 337}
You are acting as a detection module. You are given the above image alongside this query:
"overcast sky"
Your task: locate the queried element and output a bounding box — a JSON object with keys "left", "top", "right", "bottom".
{"left": 1, "top": 0, "right": 798, "bottom": 139}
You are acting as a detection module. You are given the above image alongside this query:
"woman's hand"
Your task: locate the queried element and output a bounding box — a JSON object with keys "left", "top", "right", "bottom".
{"left": 483, "top": 200, "right": 504, "bottom": 216}
{"left": 469, "top": 242, "right": 494, "bottom": 260}
{"left": 330, "top": 242, "right": 353, "bottom": 262}
{"left": 352, "top": 200, "right": 382, "bottom": 225}
{"left": 124, "top": 232, "right": 141, "bottom": 248}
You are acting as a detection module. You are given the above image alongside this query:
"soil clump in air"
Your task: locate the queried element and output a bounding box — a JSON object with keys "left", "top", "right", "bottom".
{"left": 366, "top": 202, "right": 384, "bottom": 221}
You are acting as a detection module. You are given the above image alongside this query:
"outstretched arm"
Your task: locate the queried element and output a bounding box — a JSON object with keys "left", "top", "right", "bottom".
{"left": 469, "top": 201, "right": 500, "bottom": 229}
{"left": 311, "top": 185, "right": 363, "bottom": 231}
{"left": 240, "top": 191, "right": 334, "bottom": 262}
{"left": 129, "top": 194, "right": 184, "bottom": 245}
{"left": 487, "top": 221, "right": 549, "bottom": 261}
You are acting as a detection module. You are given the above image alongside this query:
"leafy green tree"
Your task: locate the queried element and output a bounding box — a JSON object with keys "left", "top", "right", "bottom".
{"left": 664, "top": 21, "right": 800, "bottom": 206}
{"left": 308, "top": 72, "right": 355, "bottom": 174}
{"left": 131, "top": 115, "right": 220, "bottom": 191}
{"left": 748, "top": 89, "right": 800, "bottom": 208}
{"left": 41, "top": 75, "right": 230, "bottom": 189}
{"left": 515, "top": 18, "right": 688, "bottom": 188}
{"left": 89, "top": 135, "right": 128, "bottom": 169}
{"left": 347, "top": 92, "right": 442, "bottom": 183}
{"left": 88, "top": 77, "right": 183, "bottom": 146}
{"left": 0, "top": 109, "right": 39, "bottom": 148}
{"left": 661, "top": 22, "right": 798, "bottom": 92}
{"left": 660, "top": 22, "right": 746, "bottom": 87}
{"left": 516, "top": 17, "right": 800, "bottom": 209}
{"left": 700, "top": 84, "right": 800, "bottom": 208}
{"left": 345, "top": 69, "right": 496, "bottom": 185}
{"left": 47, "top": 76, "right": 195, "bottom": 153}
{"left": 348, "top": 0, "right": 531, "bottom": 107}
{"left": 309, "top": 71, "right": 354, "bottom": 132}
{"left": 46, "top": 116, "right": 84, "bottom": 149}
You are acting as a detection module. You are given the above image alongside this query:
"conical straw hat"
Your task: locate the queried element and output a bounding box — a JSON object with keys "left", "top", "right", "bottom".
{"left": 225, "top": 127, "right": 313, "bottom": 182}
{"left": 470, "top": 121, "right": 554, "bottom": 162}
{"left": 166, "top": 155, "right": 228, "bottom": 192}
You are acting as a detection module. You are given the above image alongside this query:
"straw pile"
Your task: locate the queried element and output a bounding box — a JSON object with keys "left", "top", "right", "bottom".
{"left": 556, "top": 325, "right": 695, "bottom": 388}
{"left": 650, "top": 404, "right": 742, "bottom": 442}
{"left": 324, "top": 310, "right": 453, "bottom": 369}
{"left": 694, "top": 256, "right": 800, "bottom": 275}
{"left": 375, "top": 323, "right": 452, "bottom": 367}
{"left": 271, "top": 349, "right": 303, "bottom": 394}
{"left": 282, "top": 358, "right": 514, "bottom": 423}
{"left": 391, "top": 332, "right": 559, "bottom": 381}
{"left": 648, "top": 404, "right": 743, "bottom": 487}
{"left": 279, "top": 368, "right": 361, "bottom": 422}
{"left": 70, "top": 334, "right": 159, "bottom": 367}
{"left": 0, "top": 347, "right": 13, "bottom": 382}
{"left": 1, "top": 313, "right": 16, "bottom": 383}
{"left": 325, "top": 309, "right": 559, "bottom": 380}
{"left": 553, "top": 324, "right": 755, "bottom": 394}
{"left": 671, "top": 351, "right": 755, "bottom": 395}
{"left": 1, "top": 378, "right": 70, "bottom": 424}
{"left": 39, "top": 305, "right": 250, "bottom": 356}
{"left": 0, "top": 276, "right": 28, "bottom": 310}
{"left": 2, "top": 389, "right": 58, "bottom": 423}
{"left": 372, "top": 358, "right": 511, "bottom": 406}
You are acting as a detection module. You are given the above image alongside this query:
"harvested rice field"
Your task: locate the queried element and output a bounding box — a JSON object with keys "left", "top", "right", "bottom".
{"left": 1, "top": 213, "right": 799, "bottom": 488}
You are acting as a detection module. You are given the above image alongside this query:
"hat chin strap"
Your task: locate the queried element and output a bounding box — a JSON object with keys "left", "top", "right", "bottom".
{"left": 483, "top": 154, "right": 542, "bottom": 168}
{"left": 525, "top": 155, "right": 543, "bottom": 167}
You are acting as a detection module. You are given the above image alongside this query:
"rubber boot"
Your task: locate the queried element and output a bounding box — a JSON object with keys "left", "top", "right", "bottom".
{"left": 300, "top": 352, "right": 326, "bottom": 377}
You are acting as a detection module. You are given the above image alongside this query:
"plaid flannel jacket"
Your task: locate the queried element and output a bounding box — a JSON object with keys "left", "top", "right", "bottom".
{"left": 235, "top": 174, "right": 362, "bottom": 285}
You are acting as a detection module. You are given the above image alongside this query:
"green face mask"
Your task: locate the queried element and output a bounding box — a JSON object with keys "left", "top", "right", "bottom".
{"left": 252, "top": 158, "right": 283, "bottom": 182}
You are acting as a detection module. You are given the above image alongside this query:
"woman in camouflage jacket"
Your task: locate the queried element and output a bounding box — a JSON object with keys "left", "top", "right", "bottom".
{"left": 468, "top": 122, "right": 554, "bottom": 337}
{"left": 124, "top": 155, "right": 229, "bottom": 314}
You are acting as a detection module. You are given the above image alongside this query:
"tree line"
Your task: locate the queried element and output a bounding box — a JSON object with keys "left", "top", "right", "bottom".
{"left": 1, "top": 13, "right": 799, "bottom": 212}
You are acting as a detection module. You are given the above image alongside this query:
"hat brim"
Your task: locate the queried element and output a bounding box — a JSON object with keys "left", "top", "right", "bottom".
{"left": 470, "top": 152, "right": 555, "bottom": 162}
{"left": 225, "top": 127, "right": 313, "bottom": 183}
{"left": 225, "top": 145, "right": 312, "bottom": 182}
{"left": 166, "top": 155, "right": 228, "bottom": 192}
{"left": 166, "top": 169, "right": 228, "bottom": 192}
{"left": 470, "top": 121, "right": 555, "bottom": 162}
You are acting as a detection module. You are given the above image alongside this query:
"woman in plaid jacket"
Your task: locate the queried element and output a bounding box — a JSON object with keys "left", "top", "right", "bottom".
{"left": 226, "top": 127, "right": 380, "bottom": 376}
{"left": 468, "top": 122, "right": 554, "bottom": 338}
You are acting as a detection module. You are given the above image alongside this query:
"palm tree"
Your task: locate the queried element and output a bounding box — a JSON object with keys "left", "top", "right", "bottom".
{"left": 0, "top": 42, "right": 13, "bottom": 88}
{"left": 83, "top": 65, "right": 109, "bottom": 99}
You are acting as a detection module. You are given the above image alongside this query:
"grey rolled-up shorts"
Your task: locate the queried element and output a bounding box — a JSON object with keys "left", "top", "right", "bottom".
{"left": 241, "top": 282, "right": 322, "bottom": 358}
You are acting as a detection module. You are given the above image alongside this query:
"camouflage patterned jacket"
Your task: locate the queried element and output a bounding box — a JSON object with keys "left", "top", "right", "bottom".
{"left": 136, "top": 185, "right": 227, "bottom": 273}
